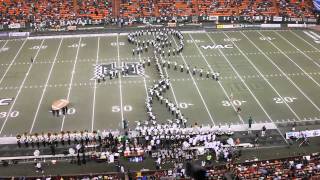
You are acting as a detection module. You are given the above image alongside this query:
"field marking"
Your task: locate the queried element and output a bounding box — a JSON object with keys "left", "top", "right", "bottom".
{"left": 189, "top": 34, "right": 244, "bottom": 124}
{"left": 290, "top": 30, "right": 320, "bottom": 53}
{"left": 61, "top": 38, "right": 82, "bottom": 131}
{"left": 1, "top": 72, "right": 320, "bottom": 91}
{"left": 261, "top": 31, "right": 320, "bottom": 89}
{"left": 29, "top": 39, "right": 64, "bottom": 134}
{"left": 235, "top": 32, "right": 301, "bottom": 121}
{"left": 205, "top": 32, "right": 289, "bottom": 144}
{"left": 0, "top": 40, "right": 8, "bottom": 53}
{"left": 117, "top": 35, "right": 124, "bottom": 123}
{"left": 0, "top": 39, "right": 27, "bottom": 86}
{"left": 0, "top": 39, "right": 45, "bottom": 135}
{"left": 274, "top": 31, "right": 320, "bottom": 70}
{"left": 172, "top": 36, "right": 216, "bottom": 126}
{"left": 91, "top": 37, "right": 100, "bottom": 132}
{"left": 0, "top": 49, "right": 319, "bottom": 67}
{"left": 250, "top": 32, "right": 320, "bottom": 113}
{"left": 164, "top": 68, "right": 179, "bottom": 104}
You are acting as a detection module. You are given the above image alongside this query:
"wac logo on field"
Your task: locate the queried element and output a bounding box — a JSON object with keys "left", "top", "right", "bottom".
{"left": 0, "top": 98, "right": 13, "bottom": 106}
{"left": 201, "top": 44, "right": 233, "bottom": 50}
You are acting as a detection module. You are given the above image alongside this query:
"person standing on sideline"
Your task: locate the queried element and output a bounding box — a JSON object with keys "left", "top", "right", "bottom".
{"left": 261, "top": 125, "right": 266, "bottom": 137}
{"left": 248, "top": 116, "right": 253, "bottom": 134}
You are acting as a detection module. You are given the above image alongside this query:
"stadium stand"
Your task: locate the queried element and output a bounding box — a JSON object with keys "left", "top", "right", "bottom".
{"left": 0, "top": 0, "right": 316, "bottom": 25}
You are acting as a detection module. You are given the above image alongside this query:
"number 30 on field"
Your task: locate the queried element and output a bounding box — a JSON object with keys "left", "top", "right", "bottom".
{"left": 112, "top": 105, "right": 132, "bottom": 112}
{"left": 0, "top": 111, "right": 19, "bottom": 118}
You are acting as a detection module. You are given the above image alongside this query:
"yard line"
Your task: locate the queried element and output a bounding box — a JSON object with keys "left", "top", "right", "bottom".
{"left": 138, "top": 53, "right": 150, "bottom": 100}
{"left": 172, "top": 36, "right": 216, "bottom": 126}
{"left": 259, "top": 31, "right": 320, "bottom": 88}
{"left": 205, "top": 32, "right": 289, "bottom": 144}
{"left": 252, "top": 32, "right": 320, "bottom": 113}
{"left": 0, "top": 40, "right": 8, "bottom": 52}
{"left": 0, "top": 39, "right": 27, "bottom": 86}
{"left": 117, "top": 35, "right": 124, "bottom": 122}
{"left": 0, "top": 39, "right": 45, "bottom": 135}
{"left": 163, "top": 68, "right": 179, "bottom": 104}
{"left": 274, "top": 31, "right": 320, "bottom": 69}
{"left": 189, "top": 34, "right": 244, "bottom": 124}
{"left": 29, "top": 39, "right": 64, "bottom": 134}
{"left": 231, "top": 32, "right": 301, "bottom": 121}
{"left": 61, "top": 38, "right": 82, "bottom": 131}
{"left": 290, "top": 30, "right": 320, "bottom": 54}
{"left": 91, "top": 37, "right": 100, "bottom": 132}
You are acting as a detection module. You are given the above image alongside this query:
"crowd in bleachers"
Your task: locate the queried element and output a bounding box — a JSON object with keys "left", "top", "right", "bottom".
{"left": 0, "top": 0, "right": 316, "bottom": 26}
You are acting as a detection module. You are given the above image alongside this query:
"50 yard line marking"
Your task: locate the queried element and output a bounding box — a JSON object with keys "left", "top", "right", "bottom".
{"left": 61, "top": 38, "right": 82, "bottom": 131}
{"left": 189, "top": 34, "right": 244, "bottom": 124}
{"left": 117, "top": 35, "right": 124, "bottom": 123}
{"left": 0, "top": 39, "right": 27, "bottom": 86}
{"left": 172, "top": 36, "right": 216, "bottom": 126}
{"left": 29, "top": 38, "right": 64, "bottom": 134}
{"left": 91, "top": 37, "right": 100, "bottom": 132}
{"left": 0, "top": 39, "right": 45, "bottom": 135}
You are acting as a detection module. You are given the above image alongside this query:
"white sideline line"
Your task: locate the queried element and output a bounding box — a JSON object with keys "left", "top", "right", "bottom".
{"left": 303, "top": 31, "right": 318, "bottom": 41}
{"left": 235, "top": 32, "right": 301, "bottom": 121}
{"left": 309, "top": 31, "right": 320, "bottom": 40}
{"left": 0, "top": 39, "right": 45, "bottom": 135}
{"left": 172, "top": 36, "right": 216, "bottom": 126}
{"left": 291, "top": 31, "right": 320, "bottom": 53}
{"left": 117, "top": 35, "right": 124, "bottom": 123}
{"left": 189, "top": 34, "right": 244, "bottom": 124}
{"left": 61, "top": 38, "right": 82, "bottom": 131}
{"left": 29, "top": 39, "right": 64, "bottom": 133}
{"left": 0, "top": 39, "right": 27, "bottom": 86}
{"left": 254, "top": 32, "right": 320, "bottom": 113}
{"left": 275, "top": 31, "right": 320, "bottom": 70}
{"left": 206, "top": 32, "right": 289, "bottom": 144}
{"left": 91, "top": 37, "right": 100, "bottom": 132}
{"left": 266, "top": 31, "right": 320, "bottom": 89}
{"left": 27, "top": 33, "right": 119, "bottom": 40}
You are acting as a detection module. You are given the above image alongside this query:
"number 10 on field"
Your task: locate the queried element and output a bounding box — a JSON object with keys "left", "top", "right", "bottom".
{"left": 222, "top": 100, "right": 246, "bottom": 107}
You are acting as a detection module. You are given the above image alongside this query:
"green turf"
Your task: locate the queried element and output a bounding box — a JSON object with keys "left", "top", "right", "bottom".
{"left": 0, "top": 29, "right": 320, "bottom": 142}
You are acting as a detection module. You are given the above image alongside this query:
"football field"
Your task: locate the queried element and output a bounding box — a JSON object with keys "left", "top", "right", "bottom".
{"left": 0, "top": 29, "right": 320, "bottom": 140}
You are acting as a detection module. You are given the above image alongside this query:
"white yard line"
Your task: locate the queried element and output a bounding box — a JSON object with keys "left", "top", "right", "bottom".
{"left": 189, "top": 34, "right": 244, "bottom": 124}
{"left": 117, "top": 35, "right": 124, "bottom": 122}
{"left": 29, "top": 39, "right": 64, "bottom": 134}
{"left": 163, "top": 68, "right": 179, "bottom": 104}
{"left": 274, "top": 31, "right": 320, "bottom": 69}
{"left": 0, "top": 39, "right": 27, "bottom": 86}
{"left": 290, "top": 30, "right": 320, "bottom": 53}
{"left": 260, "top": 31, "right": 320, "bottom": 88}
{"left": 61, "top": 38, "right": 82, "bottom": 131}
{"left": 0, "top": 39, "right": 45, "bottom": 135}
{"left": 0, "top": 40, "right": 8, "bottom": 52}
{"left": 172, "top": 37, "right": 216, "bottom": 126}
{"left": 205, "top": 32, "right": 289, "bottom": 144}
{"left": 137, "top": 54, "right": 150, "bottom": 99}
{"left": 253, "top": 32, "right": 320, "bottom": 113}
{"left": 234, "top": 32, "right": 301, "bottom": 121}
{"left": 91, "top": 37, "right": 100, "bottom": 132}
